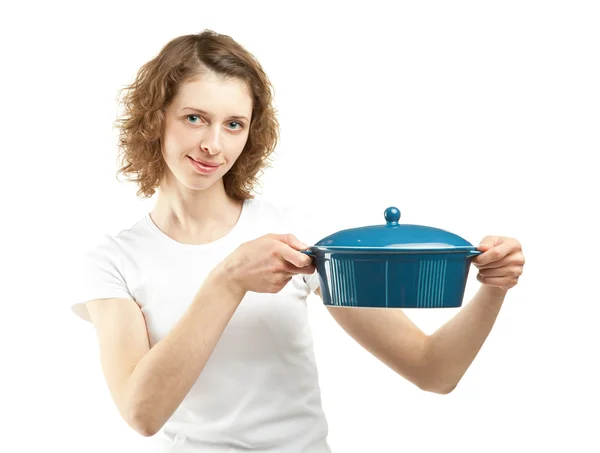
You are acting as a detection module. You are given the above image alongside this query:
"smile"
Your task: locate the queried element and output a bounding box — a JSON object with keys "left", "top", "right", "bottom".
{"left": 188, "top": 156, "right": 221, "bottom": 174}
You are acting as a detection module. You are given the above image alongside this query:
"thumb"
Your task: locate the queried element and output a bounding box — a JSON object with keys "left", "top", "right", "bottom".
{"left": 477, "top": 243, "right": 493, "bottom": 252}
{"left": 277, "top": 233, "right": 309, "bottom": 251}
{"left": 478, "top": 236, "right": 503, "bottom": 251}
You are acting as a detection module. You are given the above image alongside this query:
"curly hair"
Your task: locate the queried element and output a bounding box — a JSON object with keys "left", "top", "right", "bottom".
{"left": 114, "top": 30, "right": 280, "bottom": 200}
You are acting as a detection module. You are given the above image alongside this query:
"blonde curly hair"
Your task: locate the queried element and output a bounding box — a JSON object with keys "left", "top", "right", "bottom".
{"left": 114, "top": 30, "right": 279, "bottom": 200}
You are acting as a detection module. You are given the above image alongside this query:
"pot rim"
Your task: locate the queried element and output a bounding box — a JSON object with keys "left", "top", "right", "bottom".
{"left": 305, "top": 245, "right": 481, "bottom": 254}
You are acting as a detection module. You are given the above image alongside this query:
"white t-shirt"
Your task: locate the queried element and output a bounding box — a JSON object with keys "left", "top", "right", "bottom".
{"left": 70, "top": 198, "right": 331, "bottom": 453}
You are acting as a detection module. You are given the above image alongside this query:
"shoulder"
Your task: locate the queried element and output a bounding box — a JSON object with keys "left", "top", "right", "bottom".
{"left": 79, "top": 216, "right": 150, "bottom": 276}
{"left": 81, "top": 234, "right": 121, "bottom": 266}
{"left": 71, "top": 221, "right": 146, "bottom": 321}
{"left": 88, "top": 216, "right": 153, "bottom": 257}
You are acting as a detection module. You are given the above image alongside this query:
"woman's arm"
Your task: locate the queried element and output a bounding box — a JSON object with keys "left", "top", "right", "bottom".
{"left": 85, "top": 233, "right": 313, "bottom": 437}
{"left": 323, "top": 285, "right": 506, "bottom": 394}
{"left": 421, "top": 285, "right": 506, "bottom": 392}
{"left": 86, "top": 268, "right": 244, "bottom": 437}
{"left": 322, "top": 236, "right": 523, "bottom": 394}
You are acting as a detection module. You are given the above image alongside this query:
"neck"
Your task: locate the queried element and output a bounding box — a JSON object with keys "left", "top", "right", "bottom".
{"left": 149, "top": 176, "right": 244, "bottom": 245}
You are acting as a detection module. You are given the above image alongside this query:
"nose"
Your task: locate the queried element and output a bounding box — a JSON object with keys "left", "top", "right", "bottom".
{"left": 200, "top": 125, "right": 222, "bottom": 156}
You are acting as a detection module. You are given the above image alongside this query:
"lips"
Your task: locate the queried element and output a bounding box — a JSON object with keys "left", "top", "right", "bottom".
{"left": 187, "top": 156, "right": 221, "bottom": 167}
{"left": 187, "top": 156, "right": 222, "bottom": 175}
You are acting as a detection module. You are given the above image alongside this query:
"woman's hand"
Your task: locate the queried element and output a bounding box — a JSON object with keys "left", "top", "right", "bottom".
{"left": 472, "top": 236, "right": 525, "bottom": 292}
{"left": 219, "top": 234, "right": 315, "bottom": 295}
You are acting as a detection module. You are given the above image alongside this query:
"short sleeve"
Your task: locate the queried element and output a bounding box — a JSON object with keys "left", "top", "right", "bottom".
{"left": 70, "top": 235, "right": 133, "bottom": 323}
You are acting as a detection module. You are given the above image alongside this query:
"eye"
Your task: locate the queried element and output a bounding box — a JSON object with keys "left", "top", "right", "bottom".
{"left": 228, "top": 121, "right": 244, "bottom": 131}
{"left": 186, "top": 115, "right": 203, "bottom": 125}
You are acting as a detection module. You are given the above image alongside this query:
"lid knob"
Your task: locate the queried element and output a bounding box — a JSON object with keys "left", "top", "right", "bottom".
{"left": 384, "top": 206, "right": 401, "bottom": 226}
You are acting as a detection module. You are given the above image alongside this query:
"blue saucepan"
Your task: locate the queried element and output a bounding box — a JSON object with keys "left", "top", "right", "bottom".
{"left": 302, "top": 207, "right": 481, "bottom": 309}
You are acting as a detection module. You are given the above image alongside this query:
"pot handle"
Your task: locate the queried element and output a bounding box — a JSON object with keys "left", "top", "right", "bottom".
{"left": 465, "top": 250, "right": 482, "bottom": 258}
{"left": 301, "top": 249, "right": 315, "bottom": 257}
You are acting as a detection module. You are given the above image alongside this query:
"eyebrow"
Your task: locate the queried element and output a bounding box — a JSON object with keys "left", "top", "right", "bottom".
{"left": 182, "top": 107, "right": 250, "bottom": 122}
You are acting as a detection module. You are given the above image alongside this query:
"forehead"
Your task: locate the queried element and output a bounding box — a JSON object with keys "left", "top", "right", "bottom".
{"left": 171, "top": 72, "right": 253, "bottom": 117}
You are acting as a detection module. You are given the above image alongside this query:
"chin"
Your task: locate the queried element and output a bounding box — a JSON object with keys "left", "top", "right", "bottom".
{"left": 184, "top": 177, "right": 221, "bottom": 192}
{"left": 163, "top": 161, "right": 228, "bottom": 192}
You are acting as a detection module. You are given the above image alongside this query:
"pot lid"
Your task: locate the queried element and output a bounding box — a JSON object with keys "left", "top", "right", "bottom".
{"left": 314, "top": 207, "right": 476, "bottom": 250}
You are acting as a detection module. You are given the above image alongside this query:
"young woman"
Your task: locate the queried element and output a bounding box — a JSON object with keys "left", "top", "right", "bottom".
{"left": 71, "top": 30, "right": 525, "bottom": 453}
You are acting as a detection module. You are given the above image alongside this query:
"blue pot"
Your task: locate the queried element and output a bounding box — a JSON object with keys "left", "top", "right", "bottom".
{"left": 303, "top": 207, "right": 481, "bottom": 309}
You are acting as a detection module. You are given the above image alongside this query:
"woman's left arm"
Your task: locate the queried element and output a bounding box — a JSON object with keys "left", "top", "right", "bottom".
{"left": 320, "top": 236, "right": 525, "bottom": 394}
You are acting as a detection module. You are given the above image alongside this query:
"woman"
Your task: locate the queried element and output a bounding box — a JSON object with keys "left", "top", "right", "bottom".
{"left": 71, "top": 30, "right": 525, "bottom": 453}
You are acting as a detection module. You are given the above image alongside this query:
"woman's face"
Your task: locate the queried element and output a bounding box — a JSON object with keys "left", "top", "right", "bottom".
{"left": 161, "top": 71, "right": 253, "bottom": 192}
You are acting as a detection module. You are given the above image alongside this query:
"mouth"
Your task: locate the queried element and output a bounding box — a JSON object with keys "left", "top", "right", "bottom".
{"left": 187, "top": 156, "right": 222, "bottom": 174}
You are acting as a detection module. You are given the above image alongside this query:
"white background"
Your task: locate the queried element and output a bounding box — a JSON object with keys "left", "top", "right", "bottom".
{"left": 1, "top": 1, "right": 599, "bottom": 452}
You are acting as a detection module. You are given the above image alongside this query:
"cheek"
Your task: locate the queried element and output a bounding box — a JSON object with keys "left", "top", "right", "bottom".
{"left": 163, "top": 126, "right": 196, "bottom": 158}
{"left": 225, "top": 134, "right": 249, "bottom": 161}
{"left": 222, "top": 147, "right": 245, "bottom": 171}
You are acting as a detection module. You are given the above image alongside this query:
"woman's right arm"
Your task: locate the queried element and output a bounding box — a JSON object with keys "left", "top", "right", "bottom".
{"left": 85, "top": 234, "right": 314, "bottom": 437}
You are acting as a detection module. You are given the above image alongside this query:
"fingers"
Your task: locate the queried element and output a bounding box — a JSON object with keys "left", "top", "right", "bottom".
{"left": 473, "top": 238, "right": 521, "bottom": 267}
{"left": 478, "top": 265, "right": 524, "bottom": 278}
{"left": 275, "top": 233, "right": 310, "bottom": 252}
{"left": 473, "top": 242, "right": 509, "bottom": 266}
{"left": 282, "top": 260, "right": 316, "bottom": 275}
{"left": 474, "top": 251, "right": 525, "bottom": 270}
{"left": 271, "top": 234, "right": 313, "bottom": 269}
{"left": 479, "top": 236, "right": 503, "bottom": 248}
{"left": 278, "top": 243, "right": 314, "bottom": 269}
{"left": 476, "top": 273, "right": 516, "bottom": 290}
{"left": 271, "top": 264, "right": 314, "bottom": 293}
